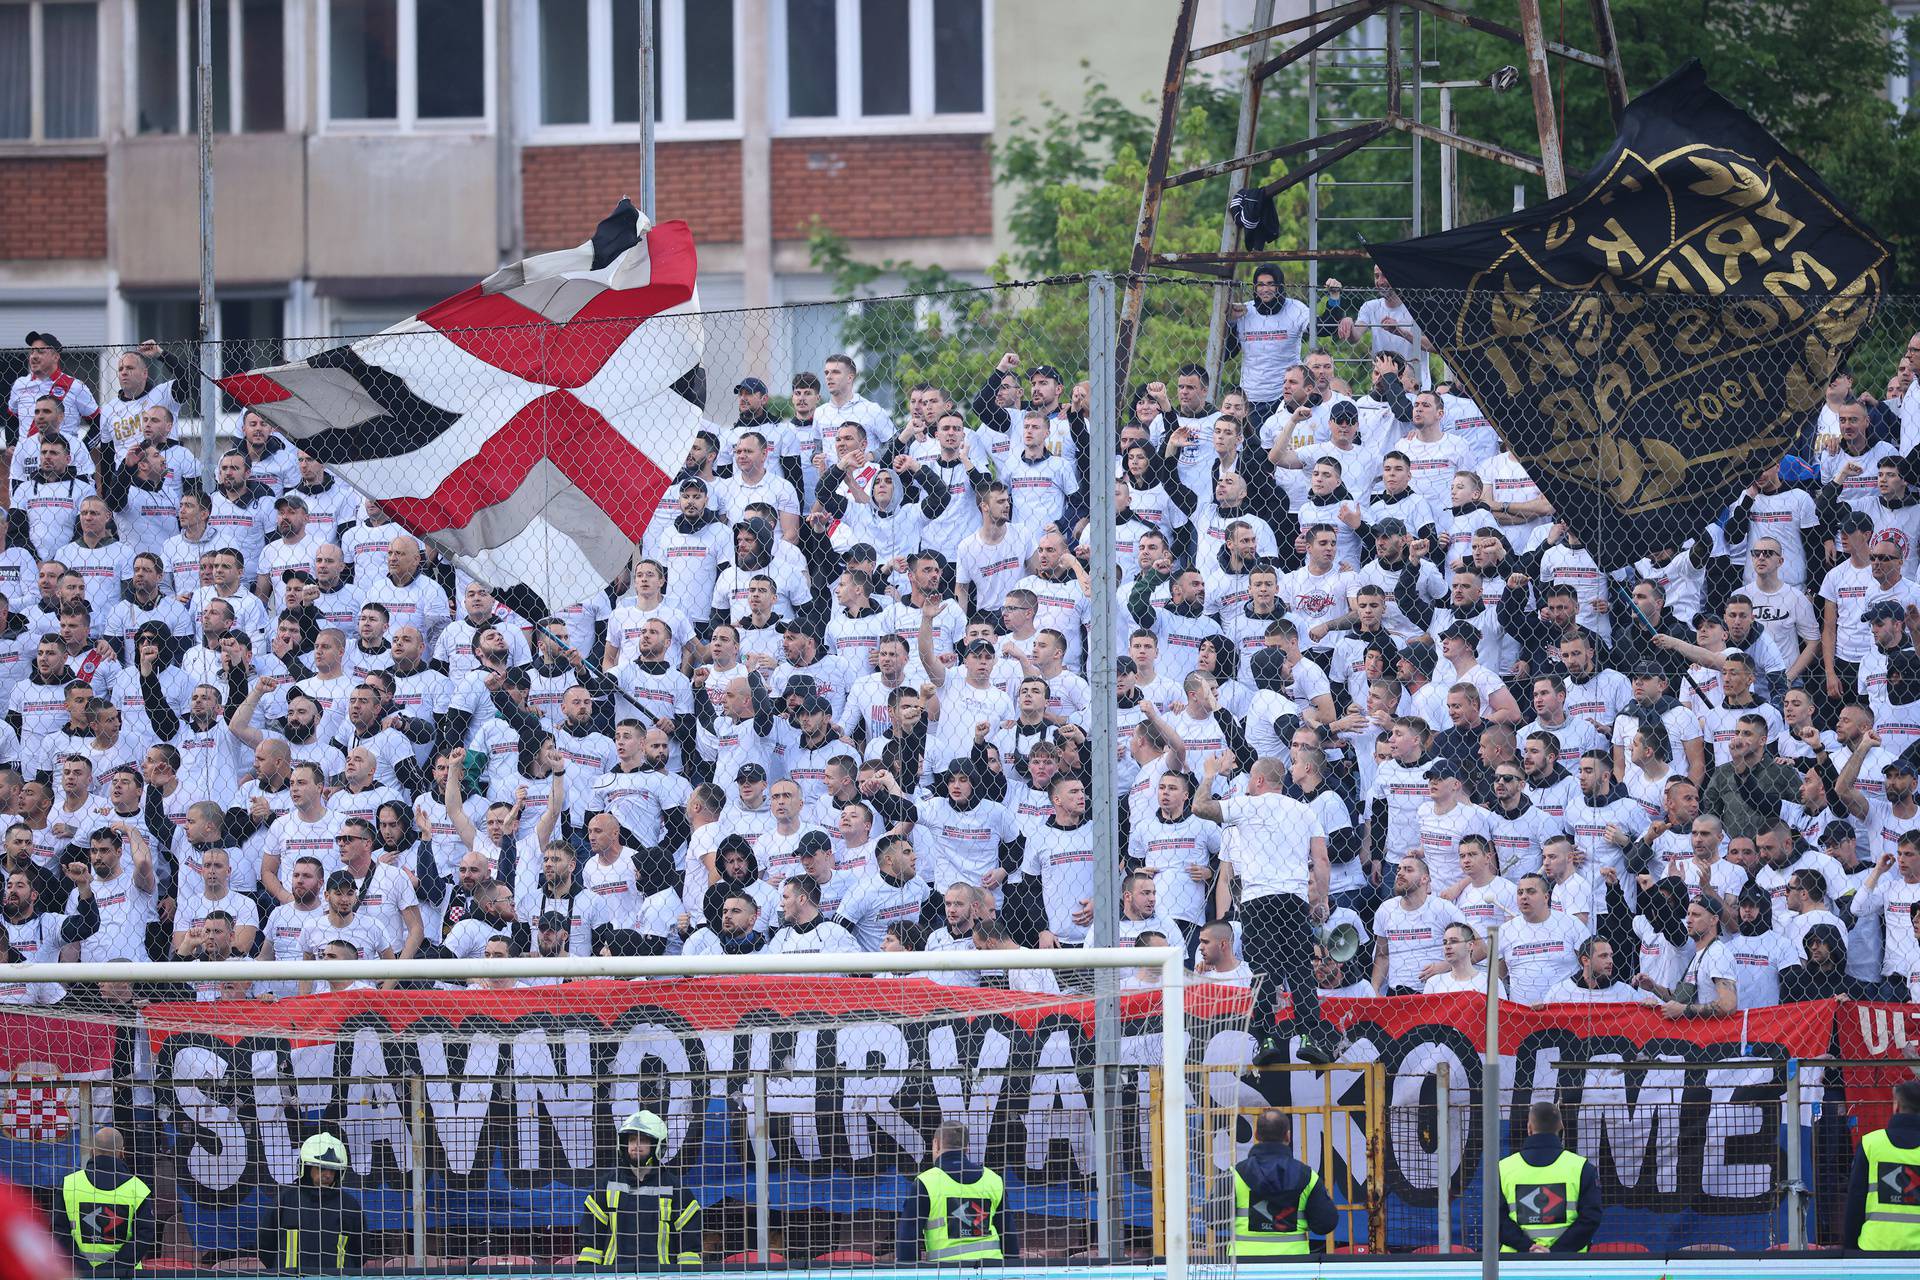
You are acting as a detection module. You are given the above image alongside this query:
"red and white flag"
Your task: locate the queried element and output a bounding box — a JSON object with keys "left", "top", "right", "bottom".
{"left": 223, "top": 199, "right": 703, "bottom": 611}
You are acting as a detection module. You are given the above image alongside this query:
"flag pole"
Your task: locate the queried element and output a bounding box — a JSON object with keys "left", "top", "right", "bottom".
{"left": 638, "top": 0, "right": 655, "bottom": 220}
{"left": 1603, "top": 574, "right": 1713, "bottom": 703}
{"left": 195, "top": 0, "right": 218, "bottom": 481}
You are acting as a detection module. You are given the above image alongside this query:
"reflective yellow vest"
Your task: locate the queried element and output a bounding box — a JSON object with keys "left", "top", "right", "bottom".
{"left": 1499, "top": 1148, "right": 1588, "bottom": 1252}
{"left": 1858, "top": 1128, "right": 1920, "bottom": 1251}
{"left": 61, "top": 1167, "right": 151, "bottom": 1269}
{"left": 1231, "top": 1165, "right": 1316, "bottom": 1256}
{"left": 917, "top": 1165, "right": 1005, "bottom": 1261}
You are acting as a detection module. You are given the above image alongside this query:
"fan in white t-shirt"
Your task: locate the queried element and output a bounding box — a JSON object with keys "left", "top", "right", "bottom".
{"left": 1422, "top": 921, "right": 1504, "bottom": 997}
{"left": 1640, "top": 895, "right": 1741, "bottom": 1019}
{"left": 1540, "top": 937, "right": 1658, "bottom": 1004}
{"left": 1496, "top": 873, "right": 1589, "bottom": 1005}
{"left": 1372, "top": 856, "right": 1467, "bottom": 994}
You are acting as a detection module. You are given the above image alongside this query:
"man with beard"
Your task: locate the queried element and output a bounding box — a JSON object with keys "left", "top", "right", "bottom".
{"left": 694, "top": 669, "right": 778, "bottom": 792}
{"left": 682, "top": 889, "right": 767, "bottom": 957}
{"left": 587, "top": 721, "right": 688, "bottom": 883}
{"left": 1701, "top": 714, "right": 1802, "bottom": 840}
{"left": 613, "top": 619, "right": 695, "bottom": 768}
{"left": 508, "top": 839, "right": 609, "bottom": 957}
{"left": 438, "top": 879, "right": 530, "bottom": 959}
{"left": 644, "top": 477, "right": 731, "bottom": 621}
{"left": 3, "top": 858, "right": 97, "bottom": 980}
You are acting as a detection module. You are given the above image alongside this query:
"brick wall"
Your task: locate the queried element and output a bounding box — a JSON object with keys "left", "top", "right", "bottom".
{"left": 522, "top": 140, "right": 744, "bottom": 250}
{"left": 521, "top": 133, "right": 991, "bottom": 249}
{"left": 770, "top": 134, "right": 989, "bottom": 240}
{"left": 0, "top": 156, "right": 108, "bottom": 260}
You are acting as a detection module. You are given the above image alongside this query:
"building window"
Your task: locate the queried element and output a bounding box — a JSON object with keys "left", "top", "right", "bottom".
{"left": 134, "top": 0, "right": 285, "bottom": 134}
{"left": 323, "top": 0, "right": 489, "bottom": 127}
{"left": 530, "top": 0, "right": 737, "bottom": 137}
{"left": 1894, "top": 5, "right": 1920, "bottom": 115}
{"left": 128, "top": 293, "right": 285, "bottom": 417}
{"left": 0, "top": 1, "right": 100, "bottom": 140}
{"left": 777, "top": 0, "right": 988, "bottom": 131}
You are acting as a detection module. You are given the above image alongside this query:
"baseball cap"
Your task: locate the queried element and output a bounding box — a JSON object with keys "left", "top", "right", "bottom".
{"left": 962, "top": 639, "right": 994, "bottom": 658}
{"left": 1397, "top": 641, "right": 1436, "bottom": 676}
{"left": 1437, "top": 620, "right": 1479, "bottom": 644}
{"left": 733, "top": 377, "right": 769, "bottom": 395}
{"left": 1328, "top": 401, "right": 1359, "bottom": 425}
{"left": 1427, "top": 758, "right": 1461, "bottom": 782}
{"left": 1030, "top": 364, "right": 1064, "bottom": 382}
{"left": 1374, "top": 516, "right": 1409, "bottom": 538}
{"left": 735, "top": 763, "right": 767, "bottom": 783}
{"left": 1777, "top": 454, "right": 1818, "bottom": 485}
{"left": 274, "top": 493, "right": 308, "bottom": 511}
{"left": 678, "top": 476, "right": 708, "bottom": 493}
{"left": 1865, "top": 600, "right": 1907, "bottom": 624}
{"left": 23, "top": 332, "right": 61, "bottom": 351}
{"left": 796, "top": 694, "right": 832, "bottom": 717}
{"left": 1886, "top": 757, "right": 1918, "bottom": 777}
{"left": 1115, "top": 655, "right": 1138, "bottom": 676}
{"left": 1819, "top": 819, "right": 1855, "bottom": 847}
{"left": 537, "top": 910, "right": 570, "bottom": 933}
{"left": 1840, "top": 510, "right": 1876, "bottom": 535}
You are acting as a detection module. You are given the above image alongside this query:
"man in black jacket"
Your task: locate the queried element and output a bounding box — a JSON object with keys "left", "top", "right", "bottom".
{"left": 1498, "top": 1102, "right": 1602, "bottom": 1253}
{"left": 577, "top": 1111, "right": 702, "bottom": 1270}
{"left": 256, "top": 1133, "right": 365, "bottom": 1273}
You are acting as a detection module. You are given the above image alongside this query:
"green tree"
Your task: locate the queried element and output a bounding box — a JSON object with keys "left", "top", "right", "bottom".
{"left": 807, "top": 70, "right": 1315, "bottom": 406}
{"left": 1442, "top": 0, "right": 1920, "bottom": 288}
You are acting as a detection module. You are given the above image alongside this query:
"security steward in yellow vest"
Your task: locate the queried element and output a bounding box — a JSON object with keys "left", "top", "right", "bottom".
{"left": 255, "top": 1133, "right": 365, "bottom": 1273}
{"left": 1498, "top": 1102, "right": 1602, "bottom": 1253}
{"left": 577, "top": 1111, "right": 703, "bottom": 1270}
{"left": 1231, "top": 1107, "right": 1337, "bottom": 1256}
{"left": 1847, "top": 1078, "right": 1920, "bottom": 1250}
{"left": 898, "top": 1121, "right": 1019, "bottom": 1262}
{"left": 60, "top": 1127, "right": 155, "bottom": 1274}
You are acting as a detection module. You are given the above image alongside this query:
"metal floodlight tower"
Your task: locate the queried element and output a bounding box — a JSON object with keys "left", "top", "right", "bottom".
{"left": 1118, "top": 0, "right": 1629, "bottom": 389}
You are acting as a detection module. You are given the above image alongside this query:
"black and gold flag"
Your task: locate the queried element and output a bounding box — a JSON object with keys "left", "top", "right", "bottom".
{"left": 1370, "top": 60, "right": 1891, "bottom": 567}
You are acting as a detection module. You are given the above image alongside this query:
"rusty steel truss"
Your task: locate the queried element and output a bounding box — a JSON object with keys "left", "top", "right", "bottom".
{"left": 1118, "top": 0, "right": 1630, "bottom": 388}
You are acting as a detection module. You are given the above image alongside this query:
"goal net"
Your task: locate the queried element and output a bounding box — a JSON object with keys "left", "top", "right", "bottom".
{"left": 0, "top": 950, "right": 1253, "bottom": 1276}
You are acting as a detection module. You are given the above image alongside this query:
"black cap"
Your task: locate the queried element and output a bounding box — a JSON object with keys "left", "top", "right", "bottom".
{"left": 796, "top": 694, "right": 832, "bottom": 717}
{"left": 962, "top": 639, "right": 994, "bottom": 658}
{"left": 1374, "top": 516, "right": 1409, "bottom": 538}
{"left": 501, "top": 666, "right": 532, "bottom": 690}
{"left": 782, "top": 674, "right": 818, "bottom": 699}
{"left": 1438, "top": 620, "right": 1479, "bottom": 644}
{"left": 1630, "top": 659, "right": 1669, "bottom": 680}
{"left": 537, "top": 910, "right": 570, "bottom": 932}
{"left": 733, "top": 377, "right": 769, "bottom": 395}
{"left": 735, "top": 762, "right": 767, "bottom": 783}
{"left": 1328, "top": 400, "right": 1359, "bottom": 425}
{"left": 796, "top": 830, "right": 834, "bottom": 859}
{"left": 1886, "top": 757, "right": 1918, "bottom": 776}
{"left": 1115, "top": 655, "right": 1138, "bottom": 676}
{"left": 1427, "top": 758, "right": 1461, "bottom": 782}
{"left": 1030, "top": 364, "right": 1064, "bottom": 382}
{"left": 1865, "top": 600, "right": 1907, "bottom": 624}
{"left": 1248, "top": 647, "right": 1290, "bottom": 692}
{"left": 1398, "top": 641, "right": 1436, "bottom": 676}
{"left": 678, "top": 476, "right": 708, "bottom": 493}
{"left": 1693, "top": 611, "right": 1725, "bottom": 630}
{"left": 274, "top": 493, "right": 308, "bottom": 511}
{"left": 1819, "top": 819, "right": 1855, "bottom": 847}
{"left": 24, "top": 332, "right": 61, "bottom": 351}
{"left": 1840, "top": 510, "right": 1876, "bottom": 535}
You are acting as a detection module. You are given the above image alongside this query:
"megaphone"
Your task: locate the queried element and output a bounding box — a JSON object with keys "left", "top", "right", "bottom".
{"left": 1315, "top": 921, "right": 1362, "bottom": 964}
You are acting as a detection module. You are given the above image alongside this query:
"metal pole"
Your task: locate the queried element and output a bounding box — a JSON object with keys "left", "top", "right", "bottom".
{"left": 195, "top": 0, "right": 217, "bottom": 478}
{"left": 638, "top": 0, "right": 656, "bottom": 219}
{"left": 1513, "top": 0, "right": 1567, "bottom": 198}
{"left": 752, "top": 1072, "right": 772, "bottom": 1259}
{"left": 1439, "top": 88, "right": 1455, "bottom": 233}
{"left": 1481, "top": 924, "right": 1501, "bottom": 1279}
{"left": 1785, "top": 1062, "right": 1805, "bottom": 1251}
{"left": 1088, "top": 271, "right": 1120, "bottom": 1261}
{"left": 1203, "top": 0, "right": 1276, "bottom": 387}
{"left": 410, "top": 1075, "right": 428, "bottom": 1267}
{"left": 1436, "top": 1059, "right": 1452, "bottom": 1252}
{"left": 1160, "top": 953, "right": 1190, "bottom": 1279}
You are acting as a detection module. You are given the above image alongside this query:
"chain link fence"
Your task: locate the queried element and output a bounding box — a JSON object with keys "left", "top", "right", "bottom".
{"left": 0, "top": 267, "right": 1918, "bottom": 1261}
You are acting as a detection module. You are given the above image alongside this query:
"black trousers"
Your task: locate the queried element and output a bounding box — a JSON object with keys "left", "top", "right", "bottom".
{"left": 1241, "top": 892, "right": 1319, "bottom": 1038}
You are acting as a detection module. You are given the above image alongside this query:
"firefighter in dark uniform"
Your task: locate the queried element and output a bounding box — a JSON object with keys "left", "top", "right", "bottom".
{"left": 897, "top": 1121, "right": 1017, "bottom": 1262}
{"left": 1498, "top": 1101, "right": 1602, "bottom": 1253}
{"left": 1231, "top": 1107, "right": 1337, "bottom": 1256}
{"left": 1846, "top": 1077, "right": 1920, "bottom": 1250}
{"left": 59, "top": 1126, "right": 154, "bottom": 1274}
{"left": 577, "top": 1110, "right": 703, "bottom": 1270}
{"left": 255, "top": 1133, "right": 366, "bottom": 1273}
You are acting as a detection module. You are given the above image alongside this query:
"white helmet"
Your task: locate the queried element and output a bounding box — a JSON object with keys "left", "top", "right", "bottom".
{"left": 619, "top": 1111, "right": 668, "bottom": 1143}
{"left": 299, "top": 1132, "right": 349, "bottom": 1173}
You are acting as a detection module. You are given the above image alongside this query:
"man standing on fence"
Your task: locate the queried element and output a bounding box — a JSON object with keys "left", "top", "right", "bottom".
{"left": 1497, "top": 1102, "right": 1601, "bottom": 1253}
{"left": 1230, "top": 1107, "right": 1337, "bottom": 1256}
{"left": 57, "top": 1126, "right": 153, "bottom": 1274}
{"left": 1845, "top": 1078, "right": 1920, "bottom": 1250}
{"left": 897, "top": 1121, "right": 1017, "bottom": 1263}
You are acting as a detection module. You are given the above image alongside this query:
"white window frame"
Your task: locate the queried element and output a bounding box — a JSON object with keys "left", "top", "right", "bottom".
{"left": 124, "top": 0, "right": 293, "bottom": 135}
{"left": 1893, "top": 4, "right": 1920, "bottom": 115}
{"left": 0, "top": 0, "right": 105, "bottom": 144}
{"left": 770, "top": 0, "right": 992, "bottom": 137}
{"left": 519, "top": 0, "right": 741, "bottom": 143}
{"left": 318, "top": 0, "right": 495, "bottom": 133}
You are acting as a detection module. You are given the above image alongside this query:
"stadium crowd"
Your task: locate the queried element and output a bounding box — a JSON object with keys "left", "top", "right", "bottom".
{"left": 0, "top": 270, "right": 1916, "bottom": 1042}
